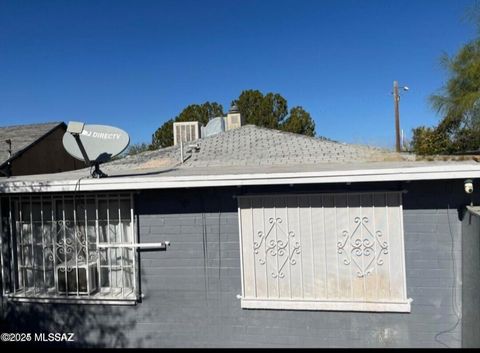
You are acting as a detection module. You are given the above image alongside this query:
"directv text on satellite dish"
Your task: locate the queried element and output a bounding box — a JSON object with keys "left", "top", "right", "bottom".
{"left": 81, "top": 129, "right": 122, "bottom": 140}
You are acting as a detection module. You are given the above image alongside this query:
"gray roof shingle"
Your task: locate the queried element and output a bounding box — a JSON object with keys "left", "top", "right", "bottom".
{"left": 106, "top": 124, "right": 406, "bottom": 173}
{"left": 0, "top": 122, "right": 64, "bottom": 166}
{"left": 1, "top": 124, "right": 478, "bottom": 187}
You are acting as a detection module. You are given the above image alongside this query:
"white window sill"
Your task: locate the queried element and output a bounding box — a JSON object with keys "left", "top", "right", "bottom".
{"left": 5, "top": 290, "right": 138, "bottom": 305}
{"left": 240, "top": 298, "right": 412, "bottom": 313}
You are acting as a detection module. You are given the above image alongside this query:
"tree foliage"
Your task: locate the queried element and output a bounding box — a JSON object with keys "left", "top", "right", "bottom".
{"left": 280, "top": 106, "right": 316, "bottom": 136}
{"left": 233, "top": 90, "right": 288, "bottom": 128}
{"left": 151, "top": 119, "right": 175, "bottom": 149}
{"left": 126, "top": 142, "right": 151, "bottom": 156}
{"left": 150, "top": 90, "right": 316, "bottom": 149}
{"left": 412, "top": 17, "right": 480, "bottom": 154}
{"left": 150, "top": 102, "right": 223, "bottom": 149}
{"left": 233, "top": 89, "right": 316, "bottom": 135}
{"left": 175, "top": 102, "right": 224, "bottom": 125}
{"left": 410, "top": 126, "right": 450, "bottom": 155}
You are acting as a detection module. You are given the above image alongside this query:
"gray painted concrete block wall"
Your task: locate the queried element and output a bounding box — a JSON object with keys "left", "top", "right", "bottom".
{"left": 0, "top": 180, "right": 476, "bottom": 348}
{"left": 462, "top": 209, "right": 480, "bottom": 347}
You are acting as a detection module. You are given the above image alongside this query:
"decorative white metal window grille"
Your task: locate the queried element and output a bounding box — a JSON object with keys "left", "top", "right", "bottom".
{"left": 0, "top": 193, "right": 137, "bottom": 303}
{"left": 253, "top": 217, "right": 301, "bottom": 279}
{"left": 238, "top": 192, "right": 411, "bottom": 312}
{"left": 337, "top": 216, "right": 389, "bottom": 278}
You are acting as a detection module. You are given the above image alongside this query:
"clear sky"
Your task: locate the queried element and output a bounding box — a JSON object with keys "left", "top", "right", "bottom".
{"left": 0, "top": 0, "right": 477, "bottom": 148}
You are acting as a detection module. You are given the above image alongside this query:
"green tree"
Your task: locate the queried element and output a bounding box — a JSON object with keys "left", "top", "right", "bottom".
{"left": 150, "top": 91, "right": 316, "bottom": 149}
{"left": 234, "top": 90, "right": 288, "bottom": 128}
{"left": 411, "top": 126, "right": 450, "bottom": 155}
{"left": 151, "top": 102, "right": 223, "bottom": 149}
{"left": 280, "top": 106, "right": 316, "bottom": 136}
{"left": 126, "top": 142, "right": 150, "bottom": 156}
{"left": 151, "top": 119, "right": 174, "bottom": 149}
{"left": 430, "top": 40, "right": 480, "bottom": 134}
{"left": 176, "top": 102, "right": 224, "bottom": 125}
{"left": 233, "top": 89, "right": 316, "bottom": 135}
{"left": 412, "top": 12, "right": 480, "bottom": 154}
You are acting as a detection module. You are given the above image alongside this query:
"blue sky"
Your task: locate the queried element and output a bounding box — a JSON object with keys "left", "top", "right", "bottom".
{"left": 0, "top": 0, "right": 477, "bottom": 148}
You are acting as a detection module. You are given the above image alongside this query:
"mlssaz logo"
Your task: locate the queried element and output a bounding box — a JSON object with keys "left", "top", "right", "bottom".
{"left": 34, "top": 333, "right": 75, "bottom": 342}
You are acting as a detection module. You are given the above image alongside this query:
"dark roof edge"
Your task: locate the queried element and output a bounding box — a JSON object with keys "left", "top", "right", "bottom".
{"left": 0, "top": 121, "right": 63, "bottom": 130}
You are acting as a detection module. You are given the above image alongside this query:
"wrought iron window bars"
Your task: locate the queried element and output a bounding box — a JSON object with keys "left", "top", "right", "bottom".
{"left": 0, "top": 193, "right": 137, "bottom": 303}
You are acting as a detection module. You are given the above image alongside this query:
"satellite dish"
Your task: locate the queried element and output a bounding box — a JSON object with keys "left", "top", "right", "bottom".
{"left": 63, "top": 122, "right": 130, "bottom": 177}
{"left": 203, "top": 117, "right": 225, "bottom": 137}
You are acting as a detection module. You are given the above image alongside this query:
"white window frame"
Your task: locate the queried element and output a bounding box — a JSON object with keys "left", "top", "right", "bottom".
{"left": 237, "top": 192, "right": 412, "bottom": 312}
{"left": 0, "top": 192, "right": 138, "bottom": 305}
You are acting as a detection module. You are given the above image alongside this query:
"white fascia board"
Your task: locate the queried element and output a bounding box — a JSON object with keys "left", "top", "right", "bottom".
{"left": 1, "top": 164, "right": 480, "bottom": 193}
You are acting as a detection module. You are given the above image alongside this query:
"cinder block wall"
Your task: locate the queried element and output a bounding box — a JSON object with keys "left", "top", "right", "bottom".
{"left": 1, "top": 180, "right": 475, "bottom": 348}
{"left": 462, "top": 208, "right": 480, "bottom": 347}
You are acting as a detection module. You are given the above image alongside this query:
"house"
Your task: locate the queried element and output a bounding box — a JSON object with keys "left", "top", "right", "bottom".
{"left": 0, "top": 122, "right": 84, "bottom": 177}
{"left": 0, "top": 121, "right": 479, "bottom": 348}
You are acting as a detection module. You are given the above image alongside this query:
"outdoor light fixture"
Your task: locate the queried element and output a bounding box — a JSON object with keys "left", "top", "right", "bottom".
{"left": 465, "top": 179, "right": 474, "bottom": 194}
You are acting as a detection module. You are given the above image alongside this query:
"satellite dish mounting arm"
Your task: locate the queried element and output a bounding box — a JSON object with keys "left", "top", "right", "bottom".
{"left": 67, "top": 121, "right": 108, "bottom": 178}
{"left": 72, "top": 134, "right": 91, "bottom": 165}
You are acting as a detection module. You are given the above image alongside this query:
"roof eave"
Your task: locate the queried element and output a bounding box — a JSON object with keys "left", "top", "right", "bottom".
{"left": 1, "top": 164, "right": 479, "bottom": 193}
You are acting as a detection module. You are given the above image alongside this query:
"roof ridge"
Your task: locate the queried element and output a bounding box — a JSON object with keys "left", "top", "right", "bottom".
{"left": 191, "top": 124, "right": 329, "bottom": 144}
{"left": 0, "top": 121, "right": 64, "bottom": 129}
{"left": 242, "top": 124, "right": 338, "bottom": 143}
{"left": 117, "top": 123, "right": 395, "bottom": 164}
{"left": 231, "top": 124, "right": 390, "bottom": 152}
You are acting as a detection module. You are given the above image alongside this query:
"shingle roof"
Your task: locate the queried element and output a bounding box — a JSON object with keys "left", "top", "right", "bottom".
{"left": 0, "top": 122, "right": 64, "bottom": 166}
{"left": 1, "top": 124, "right": 479, "bottom": 192}
{"left": 105, "top": 124, "right": 406, "bottom": 173}
{"left": 2, "top": 124, "right": 402, "bottom": 180}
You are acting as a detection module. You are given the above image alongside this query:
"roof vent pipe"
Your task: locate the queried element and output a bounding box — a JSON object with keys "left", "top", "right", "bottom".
{"left": 180, "top": 141, "right": 184, "bottom": 164}
{"left": 5, "top": 139, "right": 11, "bottom": 158}
{"left": 2, "top": 139, "right": 12, "bottom": 177}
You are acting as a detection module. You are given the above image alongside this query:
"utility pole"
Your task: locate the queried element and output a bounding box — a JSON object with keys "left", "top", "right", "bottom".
{"left": 393, "top": 80, "right": 401, "bottom": 152}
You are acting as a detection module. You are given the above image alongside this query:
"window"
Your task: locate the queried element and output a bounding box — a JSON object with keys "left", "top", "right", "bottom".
{"left": 0, "top": 193, "right": 137, "bottom": 303}
{"left": 237, "top": 192, "right": 411, "bottom": 312}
